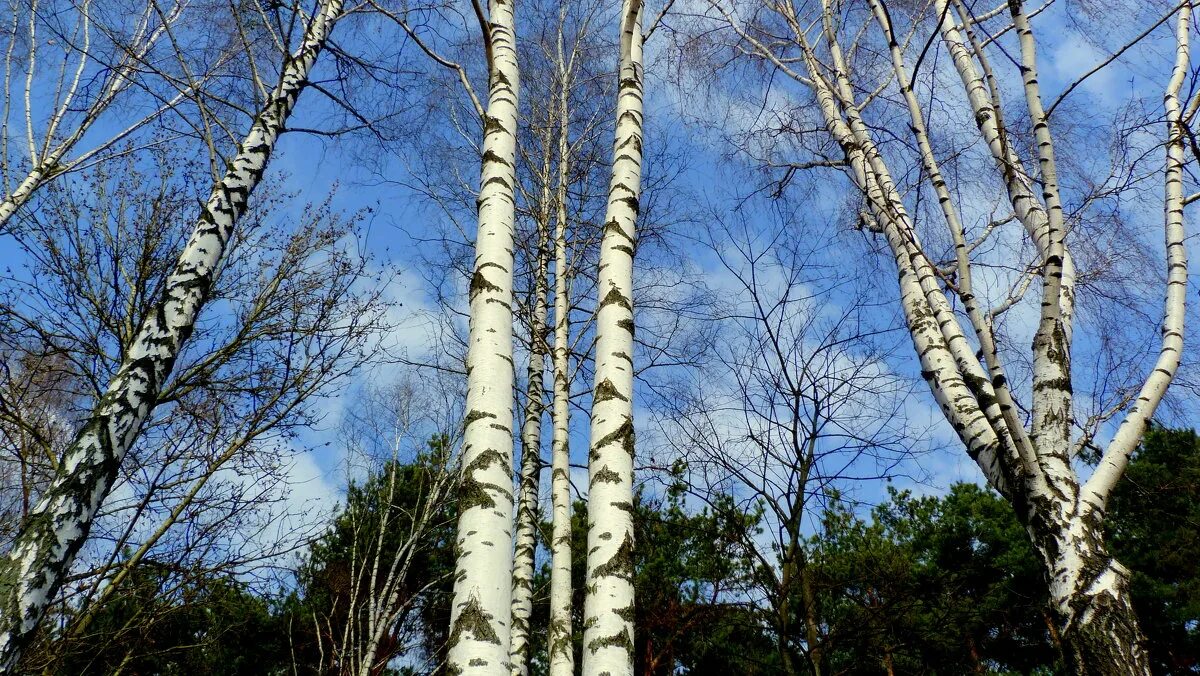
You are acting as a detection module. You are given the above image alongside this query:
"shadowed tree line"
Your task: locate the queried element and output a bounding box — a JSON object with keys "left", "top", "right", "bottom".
{"left": 16, "top": 426, "right": 1196, "bottom": 675}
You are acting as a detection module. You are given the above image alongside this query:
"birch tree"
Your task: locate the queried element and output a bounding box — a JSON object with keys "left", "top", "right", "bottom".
{"left": 0, "top": 0, "right": 249, "bottom": 234}
{"left": 508, "top": 193, "right": 548, "bottom": 676}
{"left": 508, "top": 7, "right": 602, "bottom": 667}
{"left": 444, "top": 0, "right": 523, "bottom": 669}
{"left": 547, "top": 18, "right": 579, "bottom": 675}
{"left": 583, "top": 1, "right": 644, "bottom": 673}
{"left": 515, "top": 6, "right": 616, "bottom": 671}
{"left": 0, "top": 1, "right": 346, "bottom": 667}
{"left": 375, "top": 4, "right": 611, "bottom": 669}
{"left": 383, "top": 3, "right": 690, "bottom": 671}
{"left": 703, "top": 0, "right": 1192, "bottom": 671}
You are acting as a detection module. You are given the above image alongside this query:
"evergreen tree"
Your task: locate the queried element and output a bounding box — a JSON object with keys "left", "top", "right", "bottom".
{"left": 53, "top": 564, "right": 285, "bottom": 675}
{"left": 811, "top": 485, "right": 1057, "bottom": 674}
{"left": 1108, "top": 427, "right": 1200, "bottom": 674}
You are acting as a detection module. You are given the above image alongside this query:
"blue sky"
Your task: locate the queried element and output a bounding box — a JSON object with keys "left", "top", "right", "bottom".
{"left": 4, "top": 0, "right": 1199, "bottom": 552}
{"left": 234, "top": 0, "right": 1200, "bottom": 529}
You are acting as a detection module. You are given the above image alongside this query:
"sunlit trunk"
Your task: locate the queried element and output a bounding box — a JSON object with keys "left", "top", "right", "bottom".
{"left": 1028, "top": 515, "right": 1149, "bottom": 674}
{"left": 509, "top": 215, "right": 549, "bottom": 676}
{"left": 582, "top": 2, "right": 643, "bottom": 674}
{"left": 445, "top": 0, "right": 522, "bottom": 672}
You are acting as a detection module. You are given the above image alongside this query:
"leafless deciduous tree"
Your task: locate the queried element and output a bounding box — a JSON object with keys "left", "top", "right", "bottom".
{"left": 0, "top": 0, "right": 348, "bottom": 666}
{"left": 305, "top": 378, "right": 458, "bottom": 676}
{"left": 0, "top": 141, "right": 390, "bottom": 671}
{"left": 697, "top": 0, "right": 1193, "bottom": 671}
{"left": 657, "top": 216, "right": 924, "bottom": 675}
{"left": 0, "top": 0, "right": 281, "bottom": 234}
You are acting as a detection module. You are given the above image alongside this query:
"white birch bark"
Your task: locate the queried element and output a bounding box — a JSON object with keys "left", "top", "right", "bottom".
{"left": 0, "top": 170, "right": 50, "bottom": 230}
{"left": 445, "top": 0, "right": 521, "bottom": 671}
{"left": 805, "top": 46, "right": 1018, "bottom": 493}
{"left": 941, "top": 4, "right": 1186, "bottom": 670}
{"left": 1007, "top": 2, "right": 1073, "bottom": 476}
{"left": 712, "top": 0, "right": 1015, "bottom": 494}
{"left": 0, "top": 1, "right": 344, "bottom": 668}
{"left": 582, "top": 2, "right": 643, "bottom": 674}
{"left": 867, "top": 0, "right": 1036, "bottom": 475}
{"left": 337, "top": 430, "right": 455, "bottom": 676}
{"left": 509, "top": 225, "right": 549, "bottom": 676}
{"left": 547, "top": 46, "right": 576, "bottom": 676}
{"left": 935, "top": 0, "right": 1077, "bottom": 310}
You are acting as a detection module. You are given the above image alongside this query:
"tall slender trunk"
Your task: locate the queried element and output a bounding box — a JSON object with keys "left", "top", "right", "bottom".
{"left": 775, "top": 504, "right": 813, "bottom": 676}
{"left": 1045, "top": 7, "right": 1190, "bottom": 672}
{"left": 547, "top": 40, "right": 576, "bottom": 676}
{"left": 445, "top": 0, "right": 521, "bottom": 671}
{"left": 582, "top": 2, "right": 643, "bottom": 675}
{"left": 0, "top": 1, "right": 344, "bottom": 668}
{"left": 509, "top": 205, "right": 550, "bottom": 676}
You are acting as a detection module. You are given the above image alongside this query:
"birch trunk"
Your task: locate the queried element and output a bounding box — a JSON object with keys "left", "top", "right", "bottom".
{"left": 547, "top": 49, "right": 575, "bottom": 676}
{"left": 1029, "top": 513, "right": 1149, "bottom": 673}
{"left": 509, "top": 226, "right": 549, "bottom": 676}
{"left": 445, "top": 0, "right": 521, "bottom": 671}
{"left": 875, "top": 7, "right": 1156, "bottom": 666}
{"left": 0, "top": 0, "right": 344, "bottom": 668}
{"left": 582, "top": 2, "right": 643, "bottom": 674}
{"left": 1040, "top": 4, "right": 1190, "bottom": 670}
